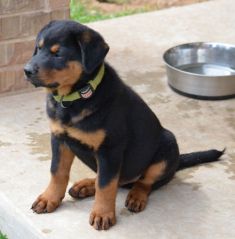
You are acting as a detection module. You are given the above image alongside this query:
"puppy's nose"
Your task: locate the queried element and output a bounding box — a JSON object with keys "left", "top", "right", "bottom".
{"left": 24, "top": 64, "right": 38, "bottom": 78}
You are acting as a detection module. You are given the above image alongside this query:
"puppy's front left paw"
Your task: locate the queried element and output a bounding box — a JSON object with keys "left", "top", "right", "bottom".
{"left": 89, "top": 210, "right": 116, "bottom": 230}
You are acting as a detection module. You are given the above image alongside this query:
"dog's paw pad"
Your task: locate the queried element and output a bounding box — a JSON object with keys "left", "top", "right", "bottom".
{"left": 125, "top": 190, "right": 148, "bottom": 213}
{"left": 31, "top": 194, "right": 61, "bottom": 214}
{"left": 69, "top": 178, "right": 95, "bottom": 199}
{"left": 89, "top": 210, "right": 116, "bottom": 230}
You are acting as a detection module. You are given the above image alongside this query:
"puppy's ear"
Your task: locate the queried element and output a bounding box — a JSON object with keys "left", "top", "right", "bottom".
{"left": 77, "top": 28, "right": 109, "bottom": 73}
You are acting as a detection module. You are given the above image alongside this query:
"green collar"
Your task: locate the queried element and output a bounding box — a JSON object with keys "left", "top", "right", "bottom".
{"left": 53, "top": 64, "right": 105, "bottom": 104}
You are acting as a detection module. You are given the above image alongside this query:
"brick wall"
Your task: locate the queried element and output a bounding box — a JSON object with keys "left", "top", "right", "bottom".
{"left": 0, "top": 0, "right": 70, "bottom": 95}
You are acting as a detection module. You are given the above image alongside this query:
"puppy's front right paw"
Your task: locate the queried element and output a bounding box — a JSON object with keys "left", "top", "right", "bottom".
{"left": 31, "top": 192, "right": 63, "bottom": 214}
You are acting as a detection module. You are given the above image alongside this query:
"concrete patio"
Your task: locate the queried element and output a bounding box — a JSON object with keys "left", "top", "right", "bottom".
{"left": 0, "top": 0, "right": 235, "bottom": 238}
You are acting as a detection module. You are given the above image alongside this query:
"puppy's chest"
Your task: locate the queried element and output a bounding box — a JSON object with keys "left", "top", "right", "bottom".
{"left": 49, "top": 108, "right": 106, "bottom": 151}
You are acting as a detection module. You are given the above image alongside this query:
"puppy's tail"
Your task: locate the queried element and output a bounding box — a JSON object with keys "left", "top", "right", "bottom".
{"left": 177, "top": 148, "right": 225, "bottom": 171}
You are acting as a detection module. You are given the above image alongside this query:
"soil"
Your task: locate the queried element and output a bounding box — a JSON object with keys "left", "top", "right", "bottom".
{"left": 82, "top": 0, "right": 208, "bottom": 14}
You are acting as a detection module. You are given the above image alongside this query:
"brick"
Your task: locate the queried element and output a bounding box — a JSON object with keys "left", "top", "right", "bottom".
{"left": 23, "top": 9, "right": 70, "bottom": 37}
{"left": 0, "top": 44, "right": 8, "bottom": 66}
{"left": 0, "top": 38, "right": 35, "bottom": 67}
{"left": 0, "top": 0, "right": 45, "bottom": 16}
{"left": 50, "top": 8, "right": 70, "bottom": 20}
{"left": 48, "top": 0, "right": 70, "bottom": 10}
{"left": 0, "top": 11, "right": 49, "bottom": 41}
{"left": 0, "top": 0, "right": 70, "bottom": 94}
{"left": 0, "top": 9, "right": 70, "bottom": 41}
{"left": 0, "top": 15, "right": 22, "bottom": 40}
{"left": 0, "top": 64, "right": 33, "bottom": 93}
{"left": 21, "top": 11, "right": 51, "bottom": 38}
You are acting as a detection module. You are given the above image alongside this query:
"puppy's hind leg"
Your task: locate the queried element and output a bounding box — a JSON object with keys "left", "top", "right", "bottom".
{"left": 125, "top": 160, "right": 167, "bottom": 212}
{"left": 125, "top": 129, "right": 180, "bottom": 212}
{"left": 69, "top": 178, "right": 96, "bottom": 199}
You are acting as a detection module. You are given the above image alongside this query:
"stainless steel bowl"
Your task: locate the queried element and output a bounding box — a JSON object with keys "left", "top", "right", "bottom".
{"left": 163, "top": 42, "right": 235, "bottom": 99}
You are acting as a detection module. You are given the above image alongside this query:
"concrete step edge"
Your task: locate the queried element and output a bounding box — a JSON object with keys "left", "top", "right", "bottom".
{"left": 0, "top": 193, "right": 45, "bottom": 239}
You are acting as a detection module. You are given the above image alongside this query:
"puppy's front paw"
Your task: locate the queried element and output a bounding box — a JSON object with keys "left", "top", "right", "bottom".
{"left": 89, "top": 209, "right": 116, "bottom": 230}
{"left": 31, "top": 192, "right": 63, "bottom": 214}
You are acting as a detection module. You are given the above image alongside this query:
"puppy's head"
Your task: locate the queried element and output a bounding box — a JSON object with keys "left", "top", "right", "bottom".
{"left": 24, "top": 20, "right": 109, "bottom": 95}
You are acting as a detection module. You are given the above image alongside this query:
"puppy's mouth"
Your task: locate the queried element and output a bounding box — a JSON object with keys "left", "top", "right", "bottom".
{"left": 25, "top": 76, "right": 59, "bottom": 88}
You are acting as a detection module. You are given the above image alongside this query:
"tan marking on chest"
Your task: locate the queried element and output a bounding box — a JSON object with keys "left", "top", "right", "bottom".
{"left": 71, "top": 109, "right": 93, "bottom": 124}
{"left": 49, "top": 119, "right": 106, "bottom": 150}
{"left": 66, "top": 127, "right": 105, "bottom": 150}
{"left": 50, "top": 120, "right": 65, "bottom": 135}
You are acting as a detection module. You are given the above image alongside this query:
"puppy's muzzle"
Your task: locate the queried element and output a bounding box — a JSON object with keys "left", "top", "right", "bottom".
{"left": 24, "top": 63, "right": 39, "bottom": 79}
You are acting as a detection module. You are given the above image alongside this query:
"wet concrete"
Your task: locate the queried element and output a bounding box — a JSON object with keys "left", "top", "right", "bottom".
{"left": 27, "top": 132, "right": 51, "bottom": 161}
{"left": 226, "top": 153, "right": 235, "bottom": 180}
{"left": 0, "top": 0, "right": 235, "bottom": 238}
{"left": 0, "top": 140, "right": 12, "bottom": 147}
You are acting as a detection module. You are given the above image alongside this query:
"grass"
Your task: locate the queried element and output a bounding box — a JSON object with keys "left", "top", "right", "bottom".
{"left": 70, "top": 0, "right": 150, "bottom": 23}
{"left": 0, "top": 232, "right": 7, "bottom": 239}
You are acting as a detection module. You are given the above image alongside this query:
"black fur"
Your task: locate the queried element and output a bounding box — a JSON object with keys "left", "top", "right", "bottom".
{"left": 50, "top": 134, "right": 62, "bottom": 174}
{"left": 178, "top": 149, "right": 225, "bottom": 170}
{"left": 25, "top": 20, "right": 224, "bottom": 190}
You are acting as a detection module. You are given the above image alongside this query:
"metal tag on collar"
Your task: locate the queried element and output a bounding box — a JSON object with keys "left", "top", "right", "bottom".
{"left": 79, "top": 84, "right": 94, "bottom": 99}
{"left": 59, "top": 96, "right": 71, "bottom": 108}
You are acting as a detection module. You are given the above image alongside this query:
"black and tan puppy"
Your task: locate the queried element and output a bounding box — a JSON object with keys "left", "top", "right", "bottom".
{"left": 24, "top": 20, "right": 223, "bottom": 230}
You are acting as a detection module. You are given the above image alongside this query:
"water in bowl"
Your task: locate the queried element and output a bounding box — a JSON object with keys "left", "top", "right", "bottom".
{"left": 178, "top": 63, "right": 235, "bottom": 76}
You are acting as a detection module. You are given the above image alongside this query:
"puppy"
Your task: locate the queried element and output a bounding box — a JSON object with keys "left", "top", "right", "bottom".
{"left": 24, "top": 20, "right": 223, "bottom": 230}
